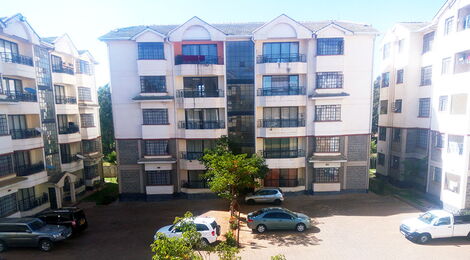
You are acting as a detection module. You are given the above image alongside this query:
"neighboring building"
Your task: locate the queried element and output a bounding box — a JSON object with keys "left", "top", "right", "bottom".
{"left": 0, "top": 14, "right": 102, "bottom": 217}
{"left": 100, "top": 15, "right": 377, "bottom": 200}
{"left": 378, "top": 0, "right": 470, "bottom": 213}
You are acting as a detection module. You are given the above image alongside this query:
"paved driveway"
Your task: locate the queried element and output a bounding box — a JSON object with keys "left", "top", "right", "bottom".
{"left": 2, "top": 193, "right": 470, "bottom": 260}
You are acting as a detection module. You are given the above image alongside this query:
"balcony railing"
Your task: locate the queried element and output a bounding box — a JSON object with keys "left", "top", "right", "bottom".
{"left": 181, "top": 180, "right": 209, "bottom": 189}
{"left": 55, "top": 96, "right": 77, "bottom": 104}
{"left": 18, "top": 193, "right": 49, "bottom": 212}
{"left": 260, "top": 149, "right": 305, "bottom": 159}
{"left": 264, "top": 179, "right": 299, "bottom": 187}
{"left": 175, "top": 55, "right": 223, "bottom": 65}
{"left": 61, "top": 154, "right": 81, "bottom": 164}
{"left": 258, "top": 118, "right": 305, "bottom": 128}
{"left": 10, "top": 128, "right": 41, "bottom": 139}
{"left": 58, "top": 125, "right": 80, "bottom": 135}
{"left": 256, "top": 54, "right": 306, "bottom": 64}
{"left": 0, "top": 52, "right": 34, "bottom": 66}
{"left": 5, "top": 91, "right": 37, "bottom": 102}
{"left": 16, "top": 162, "right": 45, "bottom": 176}
{"left": 181, "top": 152, "right": 204, "bottom": 160}
{"left": 52, "top": 65, "right": 75, "bottom": 75}
{"left": 257, "top": 87, "right": 306, "bottom": 96}
{"left": 178, "top": 120, "right": 225, "bottom": 130}
{"left": 176, "top": 89, "right": 224, "bottom": 98}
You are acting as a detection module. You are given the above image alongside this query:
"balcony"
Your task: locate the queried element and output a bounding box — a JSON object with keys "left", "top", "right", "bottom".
{"left": 257, "top": 87, "right": 305, "bottom": 96}
{"left": 256, "top": 87, "right": 306, "bottom": 107}
{"left": 61, "top": 154, "right": 81, "bottom": 164}
{"left": 3, "top": 91, "right": 37, "bottom": 102}
{"left": 174, "top": 55, "right": 224, "bottom": 76}
{"left": 177, "top": 89, "right": 224, "bottom": 98}
{"left": 175, "top": 55, "right": 222, "bottom": 65}
{"left": 0, "top": 52, "right": 34, "bottom": 66}
{"left": 52, "top": 65, "right": 74, "bottom": 75}
{"left": 52, "top": 66, "right": 76, "bottom": 85}
{"left": 177, "top": 89, "right": 225, "bottom": 109}
{"left": 181, "top": 152, "right": 204, "bottom": 160}
{"left": 10, "top": 128, "right": 41, "bottom": 140}
{"left": 181, "top": 180, "right": 209, "bottom": 189}
{"left": 256, "top": 54, "right": 307, "bottom": 74}
{"left": 260, "top": 149, "right": 305, "bottom": 159}
{"left": 256, "top": 54, "right": 306, "bottom": 64}
{"left": 16, "top": 162, "right": 45, "bottom": 176}
{"left": 58, "top": 125, "right": 80, "bottom": 135}
{"left": 18, "top": 193, "right": 49, "bottom": 212}
{"left": 178, "top": 120, "right": 225, "bottom": 129}
{"left": 257, "top": 119, "right": 306, "bottom": 137}
{"left": 258, "top": 119, "right": 305, "bottom": 128}
{"left": 55, "top": 96, "right": 77, "bottom": 104}
{"left": 0, "top": 52, "right": 36, "bottom": 79}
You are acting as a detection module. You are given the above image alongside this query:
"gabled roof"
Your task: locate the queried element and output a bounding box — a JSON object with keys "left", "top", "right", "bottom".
{"left": 252, "top": 14, "right": 312, "bottom": 34}
{"left": 167, "top": 16, "right": 227, "bottom": 39}
{"left": 396, "top": 22, "right": 431, "bottom": 32}
{"left": 1, "top": 13, "right": 42, "bottom": 44}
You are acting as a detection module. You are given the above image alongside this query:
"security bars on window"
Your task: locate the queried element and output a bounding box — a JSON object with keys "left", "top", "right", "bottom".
{"left": 145, "top": 140, "right": 169, "bottom": 156}
{"left": 316, "top": 72, "right": 343, "bottom": 89}
{"left": 0, "top": 114, "right": 8, "bottom": 135}
{"left": 315, "top": 168, "right": 339, "bottom": 183}
{"left": 140, "top": 76, "right": 166, "bottom": 93}
{"left": 315, "top": 137, "right": 340, "bottom": 153}
{"left": 142, "top": 109, "right": 168, "bottom": 125}
{"left": 80, "top": 114, "right": 94, "bottom": 127}
{"left": 315, "top": 105, "right": 341, "bottom": 121}
{"left": 138, "top": 42, "right": 164, "bottom": 60}
{"left": 78, "top": 87, "right": 92, "bottom": 101}
{"left": 317, "top": 38, "right": 344, "bottom": 55}
{"left": 147, "top": 170, "right": 171, "bottom": 185}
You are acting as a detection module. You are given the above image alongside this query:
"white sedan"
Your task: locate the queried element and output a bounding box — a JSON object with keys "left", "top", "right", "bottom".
{"left": 154, "top": 216, "right": 221, "bottom": 245}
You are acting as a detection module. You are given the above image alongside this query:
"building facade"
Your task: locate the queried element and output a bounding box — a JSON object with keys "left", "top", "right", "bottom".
{"left": 0, "top": 14, "right": 103, "bottom": 218}
{"left": 101, "top": 15, "right": 376, "bottom": 200}
{"left": 378, "top": 0, "right": 470, "bottom": 213}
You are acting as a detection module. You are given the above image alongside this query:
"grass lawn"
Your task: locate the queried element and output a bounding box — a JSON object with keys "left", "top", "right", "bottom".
{"left": 83, "top": 182, "right": 119, "bottom": 205}
{"left": 104, "top": 177, "right": 118, "bottom": 184}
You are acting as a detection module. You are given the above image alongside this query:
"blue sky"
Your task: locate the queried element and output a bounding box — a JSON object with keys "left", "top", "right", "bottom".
{"left": 5, "top": 0, "right": 445, "bottom": 86}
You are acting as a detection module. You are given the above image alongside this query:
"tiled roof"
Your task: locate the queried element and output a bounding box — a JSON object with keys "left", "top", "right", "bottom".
{"left": 100, "top": 20, "right": 378, "bottom": 40}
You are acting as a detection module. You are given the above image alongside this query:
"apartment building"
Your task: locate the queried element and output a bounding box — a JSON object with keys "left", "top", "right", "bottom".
{"left": 378, "top": 0, "right": 470, "bottom": 213}
{"left": 0, "top": 14, "right": 102, "bottom": 218}
{"left": 100, "top": 15, "right": 376, "bottom": 200}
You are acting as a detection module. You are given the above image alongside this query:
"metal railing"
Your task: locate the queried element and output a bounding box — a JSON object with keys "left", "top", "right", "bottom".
{"left": 52, "top": 65, "right": 75, "bottom": 75}
{"left": 256, "top": 54, "right": 306, "bottom": 64}
{"left": 58, "top": 125, "right": 80, "bottom": 135}
{"left": 175, "top": 55, "right": 223, "bottom": 65}
{"left": 61, "top": 154, "right": 80, "bottom": 164}
{"left": 259, "top": 149, "right": 305, "bottom": 159}
{"left": 176, "top": 89, "right": 224, "bottom": 98}
{"left": 258, "top": 118, "right": 305, "bottom": 128}
{"left": 16, "top": 162, "right": 45, "bottom": 176}
{"left": 0, "top": 52, "right": 34, "bottom": 66}
{"left": 257, "top": 87, "right": 306, "bottom": 96}
{"left": 181, "top": 152, "right": 204, "bottom": 160}
{"left": 181, "top": 180, "right": 209, "bottom": 189}
{"left": 55, "top": 96, "right": 77, "bottom": 104}
{"left": 264, "top": 179, "right": 299, "bottom": 187}
{"left": 5, "top": 91, "right": 37, "bottom": 102}
{"left": 18, "top": 193, "right": 49, "bottom": 212}
{"left": 10, "top": 128, "right": 41, "bottom": 139}
{"left": 178, "top": 120, "right": 225, "bottom": 129}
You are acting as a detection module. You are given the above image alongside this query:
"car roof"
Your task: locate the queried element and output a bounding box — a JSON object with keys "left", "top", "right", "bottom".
{"left": 41, "top": 207, "right": 82, "bottom": 214}
{"left": 0, "top": 218, "right": 38, "bottom": 224}
{"left": 429, "top": 210, "right": 452, "bottom": 217}
{"left": 193, "top": 216, "right": 216, "bottom": 224}
{"left": 259, "top": 207, "right": 291, "bottom": 213}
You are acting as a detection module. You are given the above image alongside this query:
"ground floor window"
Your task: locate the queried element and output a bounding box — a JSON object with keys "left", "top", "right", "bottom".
{"left": 147, "top": 170, "right": 171, "bottom": 185}
{"left": 444, "top": 172, "right": 460, "bottom": 194}
{"left": 187, "top": 170, "right": 208, "bottom": 188}
{"left": 264, "top": 169, "right": 298, "bottom": 187}
{"left": 84, "top": 165, "right": 99, "bottom": 179}
{"left": 0, "top": 193, "right": 17, "bottom": 217}
{"left": 314, "top": 168, "right": 339, "bottom": 183}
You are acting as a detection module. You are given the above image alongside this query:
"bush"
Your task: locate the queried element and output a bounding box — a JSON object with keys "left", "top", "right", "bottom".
{"left": 369, "top": 178, "right": 385, "bottom": 195}
{"left": 214, "top": 241, "right": 240, "bottom": 260}
{"left": 271, "top": 255, "right": 287, "bottom": 260}
{"left": 223, "top": 231, "right": 237, "bottom": 247}
{"left": 229, "top": 216, "right": 238, "bottom": 230}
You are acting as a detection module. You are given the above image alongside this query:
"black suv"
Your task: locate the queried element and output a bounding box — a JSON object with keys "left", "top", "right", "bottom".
{"left": 36, "top": 207, "right": 88, "bottom": 234}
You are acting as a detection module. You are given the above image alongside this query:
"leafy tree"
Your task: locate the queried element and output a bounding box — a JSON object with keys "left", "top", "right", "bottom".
{"left": 201, "top": 136, "right": 268, "bottom": 214}
{"left": 98, "top": 84, "right": 115, "bottom": 158}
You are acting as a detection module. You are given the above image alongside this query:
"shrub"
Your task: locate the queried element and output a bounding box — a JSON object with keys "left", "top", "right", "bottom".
{"left": 223, "top": 231, "right": 237, "bottom": 247}
{"left": 229, "top": 216, "right": 238, "bottom": 230}
{"left": 271, "top": 254, "right": 287, "bottom": 260}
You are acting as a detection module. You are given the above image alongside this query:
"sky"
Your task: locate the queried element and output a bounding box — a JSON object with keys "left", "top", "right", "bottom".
{"left": 4, "top": 0, "right": 445, "bottom": 87}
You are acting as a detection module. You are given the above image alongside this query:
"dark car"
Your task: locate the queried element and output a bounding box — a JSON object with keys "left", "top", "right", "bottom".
{"left": 0, "top": 218, "right": 71, "bottom": 252}
{"left": 36, "top": 207, "right": 88, "bottom": 234}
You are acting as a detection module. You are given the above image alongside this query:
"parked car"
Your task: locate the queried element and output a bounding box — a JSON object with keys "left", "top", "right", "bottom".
{"left": 247, "top": 207, "right": 311, "bottom": 233}
{"left": 154, "top": 216, "right": 221, "bottom": 246}
{"left": 36, "top": 207, "right": 88, "bottom": 234}
{"left": 400, "top": 210, "right": 470, "bottom": 244}
{"left": 0, "top": 218, "right": 72, "bottom": 252}
{"left": 245, "top": 188, "right": 284, "bottom": 205}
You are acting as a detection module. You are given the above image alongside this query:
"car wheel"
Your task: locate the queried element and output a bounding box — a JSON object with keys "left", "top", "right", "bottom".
{"left": 256, "top": 224, "right": 267, "bottom": 233}
{"left": 296, "top": 223, "right": 306, "bottom": 232}
{"left": 200, "top": 238, "right": 209, "bottom": 248}
{"left": 39, "top": 239, "right": 53, "bottom": 252}
{"left": 417, "top": 233, "right": 431, "bottom": 244}
{"left": 467, "top": 232, "right": 470, "bottom": 240}
{"left": 247, "top": 199, "right": 255, "bottom": 205}
{"left": 274, "top": 199, "right": 281, "bottom": 205}
{"left": 0, "top": 240, "right": 7, "bottom": 252}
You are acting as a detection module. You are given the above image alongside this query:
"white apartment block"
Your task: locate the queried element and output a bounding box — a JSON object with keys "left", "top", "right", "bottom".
{"left": 0, "top": 14, "right": 103, "bottom": 217}
{"left": 378, "top": 0, "right": 470, "bottom": 213}
{"left": 101, "top": 15, "right": 376, "bottom": 200}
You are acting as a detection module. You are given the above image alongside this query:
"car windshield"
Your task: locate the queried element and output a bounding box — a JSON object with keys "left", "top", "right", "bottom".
{"left": 29, "top": 219, "right": 46, "bottom": 231}
{"left": 281, "top": 208, "right": 298, "bottom": 217}
{"left": 418, "top": 212, "right": 438, "bottom": 224}
{"left": 250, "top": 209, "right": 265, "bottom": 217}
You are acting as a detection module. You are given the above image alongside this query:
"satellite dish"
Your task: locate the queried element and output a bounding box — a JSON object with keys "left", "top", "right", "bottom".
{"left": 75, "top": 154, "right": 85, "bottom": 159}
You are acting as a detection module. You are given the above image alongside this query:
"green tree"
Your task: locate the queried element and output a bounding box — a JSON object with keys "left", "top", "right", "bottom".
{"left": 98, "top": 84, "right": 115, "bottom": 159}
{"left": 201, "top": 136, "right": 268, "bottom": 214}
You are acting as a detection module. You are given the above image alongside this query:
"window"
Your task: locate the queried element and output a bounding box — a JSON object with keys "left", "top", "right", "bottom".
{"left": 315, "top": 105, "right": 341, "bottom": 121}
{"left": 84, "top": 165, "right": 99, "bottom": 179}
{"left": 464, "top": 14, "right": 470, "bottom": 30}
{"left": 447, "top": 135, "right": 464, "bottom": 155}
{"left": 439, "top": 96, "right": 448, "bottom": 111}
{"left": 80, "top": 114, "right": 95, "bottom": 127}
{"left": 314, "top": 136, "right": 340, "bottom": 153}
{"left": 380, "top": 100, "right": 388, "bottom": 114}
{"left": 441, "top": 57, "right": 452, "bottom": 74}
{"left": 0, "top": 193, "right": 17, "bottom": 217}
{"left": 264, "top": 169, "right": 298, "bottom": 187}
{"left": 1, "top": 77, "right": 23, "bottom": 96}
{"left": 393, "top": 100, "right": 402, "bottom": 113}
{"left": 433, "top": 167, "right": 442, "bottom": 182}
{"left": 184, "top": 108, "right": 222, "bottom": 129}
{"left": 183, "top": 77, "right": 219, "bottom": 97}
{"left": 379, "top": 127, "right": 387, "bottom": 141}
{"left": 180, "top": 44, "right": 218, "bottom": 64}
{"left": 0, "top": 39, "right": 19, "bottom": 59}
{"left": 390, "top": 156, "right": 400, "bottom": 169}
{"left": 416, "top": 129, "right": 429, "bottom": 149}
{"left": 263, "top": 138, "right": 299, "bottom": 158}
{"left": 144, "top": 140, "right": 169, "bottom": 156}
{"left": 77, "top": 87, "right": 92, "bottom": 101}
{"left": 261, "top": 42, "right": 300, "bottom": 62}
{"left": 0, "top": 114, "right": 8, "bottom": 135}
{"left": 186, "top": 140, "right": 215, "bottom": 159}
{"left": 0, "top": 154, "right": 13, "bottom": 177}
{"left": 454, "top": 50, "right": 470, "bottom": 74}
{"left": 445, "top": 172, "right": 460, "bottom": 193}
{"left": 397, "top": 39, "right": 404, "bottom": 53}
{"left": 458, "top": 6, "right": 470, "bottom": 31}
{"left": 383, "top": 43, "right": 390, "bottom": 59}
{"left": 422, "top": 32, "right": 434, "bottom": 54}
{"left": 314, "top": 168, "right": 339, "bottom": 183}
{"left": 187, "top": 170, "right": 208, "bottom": 188}
{"left": 60, "top": 143, "right": 74, "bottom": 163}
{"left": 378, "top": 153, "right": 385, "bottom": 165}
{"left": 418, "top": 98, "right": 431, "bottom": 117}
{"left": 262, "top": 107, "right": 301, "bottom": 127}
{"left": 140, "top": 76, "right": 166, "bottom": 93}
{"left": 261, "top": 75, "right": 301, "bottom": 96}
{"left": 138, "top": 42, "right": 164, "bottom": 60}
{"left": 392, "top": 128, "right": 401, "bottom": 142}
{"left": 433, "top": 131, "right": 445, "bottom": 148}
{"left": 381, "top": 72, "right": 390, "bottom": 87}
{"left": 142, "top": 109, "right": 168, "bottom": 125}
{"left": 76, "top": 60, "right": 92, "bottom": 75}
{"left": 196, "top": 224, "right": 209, "bottom": 231}
{"left": 444, "top": 17, "right": 454, "bottom": 35}
{"left": 317, "top": 38, "right": 344, "bottom": 55}
{"left": 396, "top": 69, "right": 404, "bottom": 84}
{"left": 147, "top": 170, "right": 171, "bottom": 185}
{"left": 316, "top": 72, "right": 343, "bottom": 89}
{"left": 450, "top": 94, "right": 467, "bottom": 114}
{"left": 420, "top": 66, "right": 432, "bottom": 86}
{"left": 82, "top": 138, "right": 101, "bottom": 154}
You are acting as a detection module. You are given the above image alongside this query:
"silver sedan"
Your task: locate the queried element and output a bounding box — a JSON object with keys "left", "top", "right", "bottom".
{"left": 245, "top": 188, "right": 284, "bottom": 205}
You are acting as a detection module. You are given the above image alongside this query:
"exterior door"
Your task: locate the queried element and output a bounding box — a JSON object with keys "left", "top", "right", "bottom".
{"left": 48, "top": 187, "right": 58, "bottom": 209}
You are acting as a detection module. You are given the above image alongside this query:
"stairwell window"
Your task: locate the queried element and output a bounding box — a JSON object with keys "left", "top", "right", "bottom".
{"left": 316, "top": 72, "right": 343, "bottom": 89}
{"left": 379, "top": 127, "right": 387, "bottom": 141}
{"left": 140, "top": 76, "right": 166, "bottom": 93}
{"left": 144, "top": 140, "right": 169, "bottom": 156}
{"left": 314, "top": 168, "right": 339, "bottom": 183}
{"left": 442, "top": 57, "right": 451, "bottom": 74}
{"left": 80, "top": 114, "right": 95, "bottom": 128}
{"left": 418, "top": 98, "right": 430, "bottom": 117}
{"left": 444, "top": 17, "right": 454, "bottom": 35}
{"left": 315, "top": 105, "right": 341, "bottom": 121}
{"left": 422, "top": 32, "right": 434, "bottom": 54}
{"left": 390, "top": 156, "right": 400, "bottom": 169}
{"left": 396, "top": 69, "right": 404, "bottom": 84}
{"left": 392, "top": 128, "right": 401, "bottom": 142}
{"left": 439, "top": 96, "right": 448, "bottom": 111}
{"left": 142, "top": 109, "right": 168, "bottom": 125}
{"left": 380, "top": 100, "right": 388, "bottom": 114}
{"left": 0, "top": 115, "right": 8, "bottom": 135}
{"left": 432, "top": 167, "right": 442, "bottom": 182}
{"left": 0, "top": 154, "right": 13, "bottom": 177}
{"left": 78, "top": 87, "right": 92, "bottom": 102}
{"left": 317, "top": 38, "right": 344, "bottom": 55}
{"left": 382, "top": 43, "right": 390, "bottom": 59}
{"left": 393, "top": 100, "right": 402, "bottom": 113}
{"left": 138, "top": 42, "right": 164, "bottom": 60}
{"left": 420, "top": 66, "right": 432, "bottom": 86}
{"left": 416, "top": 129, "right": 429, "bottom": 149}
{"left": 381, "top": 72, "right": 390, "bottom": 87}
{"left": 314, "top": 136, "right": 340, "bottom": 153}
{"left": 147, "top": 170, "right": 171, "bottom": 185}
{"left": 378, "top": 153, "right": 385, "bottom": 165}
